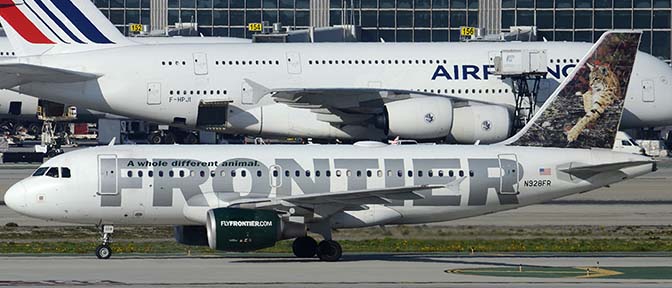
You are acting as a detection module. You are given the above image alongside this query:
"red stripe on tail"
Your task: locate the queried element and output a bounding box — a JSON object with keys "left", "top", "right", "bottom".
{"left": 0, "top": 1, "right": 54, "bottom": 44}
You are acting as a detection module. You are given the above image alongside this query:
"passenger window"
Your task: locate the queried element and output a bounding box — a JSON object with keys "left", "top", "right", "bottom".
{"left": 306, "top": 170, "right": 311, "bottom": 177}
{"left": 272, "top": 170, "right": 278, "bottom": 177}
{"left": 315, "top": 170, "right": 321, "bottom": 177}
{"left": 127, "top": 171, "right": 133, "bottom": 177}
{"left": 336, "top": 170, "right": 342, "bottom": 177}
{"left": 377, "top": 170, "right": 383, "bottom": 177}
{"left": 169, "top": 171, "right": 175, "bottom": 177}
{"left": 449, "top": 170, "right": 454, "bottom": 177}
{"left": 46, "top": 167, "right": 59, "bottom": 178}
{"left": 438, "top": 170, "right": 444, "bottom": 177}
{"left": 61, "top": 168, "right": 71, "bottom": 178}
{"left": 149, "top": 171, "right": 154, "bottom": 177}
{"left": 179, "top": 170, "right": 185, "bottom": 177}
{"left": 326, "top": 170, "right": 331, "bottom": 177}
{"left": 241, "top": 170, "right": 246, "bottom": 177}
{"left": 459, "top": 170, "right": 465, "bottom": 177}
{"left": 200, "top": 171, "right": 206, "bottom": 177}
{"left": 257, "top": 170, "right": 262, "bottom": 177}
{"left": 159, "top": 171, "right": 164, "bottom": 177}
{"left": 33, "top": 167, "right": 48, "bottom": 176}
{"left": 469, "top": 170, "right": 475, "bottom": 177}
{"left": 138, "top": 171, "right": 143, "bottom": 177}
{"left": 428, "top": 170, "right": 433, "bottom": 177}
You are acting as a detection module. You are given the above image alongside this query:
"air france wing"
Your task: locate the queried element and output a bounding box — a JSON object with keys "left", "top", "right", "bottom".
{"left": 0, "top": 63, "right": 101, "bottom": 89}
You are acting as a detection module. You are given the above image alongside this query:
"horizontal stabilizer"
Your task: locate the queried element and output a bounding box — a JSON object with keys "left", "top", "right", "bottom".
{"left": 0, "top": 63, "right": 100, "bottom": 88}
{"left": 561, "top": 160, "right": 652, "bottom": 178}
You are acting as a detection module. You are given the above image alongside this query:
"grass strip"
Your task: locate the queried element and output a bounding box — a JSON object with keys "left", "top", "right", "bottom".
{"left": 2, "top": 238, "right": 672, "bottom": 254}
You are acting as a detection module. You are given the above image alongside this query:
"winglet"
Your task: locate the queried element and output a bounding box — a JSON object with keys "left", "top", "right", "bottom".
{"left": 504, "top": 31, "right": 642, "bottom": 149}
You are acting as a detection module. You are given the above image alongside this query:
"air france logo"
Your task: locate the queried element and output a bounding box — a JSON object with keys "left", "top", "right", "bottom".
{"left": 425, "top": 113, "right": 435, "bottom": 124}
{"left": 431, "top": 64, "right": 576, "bottom": 81}
{"left": 0, "top": 0, "right": 115, "bottom": 44}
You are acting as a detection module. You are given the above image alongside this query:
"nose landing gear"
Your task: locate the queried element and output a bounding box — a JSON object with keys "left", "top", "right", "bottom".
{"left": 95, "top": 224, "right": 114, "bottom": 259}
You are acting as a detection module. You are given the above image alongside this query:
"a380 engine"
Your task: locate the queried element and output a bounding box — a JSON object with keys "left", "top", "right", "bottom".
{"left": 377, "top": 97, "right": 511, "bottom": 143}
{"left": 204, "top": 208, "right": 304, "bottom": 252}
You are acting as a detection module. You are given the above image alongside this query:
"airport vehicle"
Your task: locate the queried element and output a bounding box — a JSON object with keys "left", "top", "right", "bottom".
{"left": 0, "top": 1, "right": 670, "bottom": 144}
{"left": 4, "top": 32, "right": 655, "bottom": 261}
{"left": 613, "top": 131, "right": 645, "bottom": 155}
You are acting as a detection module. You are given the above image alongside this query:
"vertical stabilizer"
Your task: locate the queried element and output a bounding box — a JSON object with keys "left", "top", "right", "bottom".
{"left": 505, "top": 31, "right": 641, "bottom": 149}
{"left": 0, "top": 0, "right": 134, "bottom": 56}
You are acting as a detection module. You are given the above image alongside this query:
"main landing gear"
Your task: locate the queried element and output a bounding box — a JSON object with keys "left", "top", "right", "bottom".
{"left": 291, "top": 236, "right": 343, "bottom": 262}
{"left": 95, "top": 224, "right": 114, "bottom": 259}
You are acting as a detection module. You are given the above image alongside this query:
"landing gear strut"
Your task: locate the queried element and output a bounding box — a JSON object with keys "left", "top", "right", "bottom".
{"left": 95, "top": 224, "right": 114, "bottom": 259}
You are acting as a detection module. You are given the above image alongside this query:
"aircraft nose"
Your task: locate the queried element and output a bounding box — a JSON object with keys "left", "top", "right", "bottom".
{"left": 4, "top": 183, "right": 26, "bottom": 213}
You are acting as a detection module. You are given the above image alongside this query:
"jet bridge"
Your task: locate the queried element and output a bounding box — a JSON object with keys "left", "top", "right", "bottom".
{"left": 493, "top": 49, "right": 548, "bottom": 133}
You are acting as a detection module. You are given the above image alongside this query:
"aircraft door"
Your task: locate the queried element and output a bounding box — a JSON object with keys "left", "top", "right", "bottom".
{"left": 497, "top": 154, "right": 519, "bottom": 195}
{"left": 642, "top": 79, "right": 655, "bottom": 102}
{"left": 98, "top": 155, "right": 118, "bottom": 195}
{"left": 193, "top": 52, "right": 209, "bottom": 75}
{"left": 286, "top": 52, "right": 302, "bottom": 74}
{"left": 147, "top": 83, "right": 161, "bottom": 105}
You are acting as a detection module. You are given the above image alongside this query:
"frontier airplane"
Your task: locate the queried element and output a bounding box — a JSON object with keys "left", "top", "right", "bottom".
{"left": 5, "top": 31, "right": 655, "bottom": 261}
{"left": 0, "top": 0, "right": 670, "bottom": 144}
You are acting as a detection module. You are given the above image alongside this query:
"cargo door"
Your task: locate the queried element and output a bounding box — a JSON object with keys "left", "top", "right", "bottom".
{"left": 193, "top": 52, "right": 208, "bottom": 75}
{"left": 98, "top": 154, "right": 118, "bottom": 195}
{"left": 497, "top": 154, "right": 519, "bottom": 195}
{"left": 286, "top": 52, "right": 302, "bottom": 74}
{"left": 642, "top": 79, "right": 655, "bottom": 102}
{"left": 147, "top": 83, "right": 161, "bottom": 105}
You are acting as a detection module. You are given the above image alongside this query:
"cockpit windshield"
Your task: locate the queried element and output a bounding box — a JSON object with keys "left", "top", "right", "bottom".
{"left": 32, "top": 167, "right": 48, "bottom": 176}
{"left": 32, "top": 167, "right": 71, "bottom": 178}
{"left": 45, "top": 167, "right": 59, "bottom": 178}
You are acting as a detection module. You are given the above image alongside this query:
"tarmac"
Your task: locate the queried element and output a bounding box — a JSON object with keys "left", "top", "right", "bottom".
{"left": 0, "top": 254, "right": 671, "bottom": 287}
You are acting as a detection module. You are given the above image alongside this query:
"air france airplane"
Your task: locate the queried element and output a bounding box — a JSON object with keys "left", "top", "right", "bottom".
{"left": 0, "top": 36, "right": 248, "bottom": 122}
{"left": 5, "top": 32, "right": 655, "bottom": 261}
{"left": 0, "top": 1, "right": 670, "bottom": 144}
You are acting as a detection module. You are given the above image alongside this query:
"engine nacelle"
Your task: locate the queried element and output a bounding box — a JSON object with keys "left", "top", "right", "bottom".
{"left": 206, "top": 208, "right": 305, "bottom": 252}
{"left": 174, "top": 225, "right": 209, "bottom": 246}
{"left": 381, "top": 97, "right": 454, "bottom": 139}
{"left": 450, "top": 104, "right": 511, "bottom": 144}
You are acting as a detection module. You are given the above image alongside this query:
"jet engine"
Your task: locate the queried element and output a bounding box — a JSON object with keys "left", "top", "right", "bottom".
{"left": 378, "top": 98, "right": 511, "bottom": 143}
{"left": 205, "top": 208, "right": 305, "bottom": 252}
{"left": 379, "top": 97, "right": 454, "bottom": 139}
{"left": 450, "top": 104, "right": 511, "bottom": 144}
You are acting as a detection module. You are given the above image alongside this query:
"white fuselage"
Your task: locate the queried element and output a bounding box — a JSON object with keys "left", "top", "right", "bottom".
{"left": 9, "top": 41, "right": 672, "bottom": 141}
{"left": 5, "top": 143, "right": 653, "bottom": 228}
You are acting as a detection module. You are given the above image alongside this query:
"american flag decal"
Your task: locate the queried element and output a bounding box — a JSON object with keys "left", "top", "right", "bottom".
{"left": 539, "top": 168, "right": 552, "bottom": 175}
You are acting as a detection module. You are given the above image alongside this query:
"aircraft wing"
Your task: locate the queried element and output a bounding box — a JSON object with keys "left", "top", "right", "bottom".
{"left": 243, "top": 79, "right": 512, "bottom": 125}
{"left": 0, "top": 63, "right": 101, "bottom": 89}
{"left": 561, "top": 160, "right": 653, "bottom": 178}
{"left": 227, "top": 184, "right": 440, "bottom": 214}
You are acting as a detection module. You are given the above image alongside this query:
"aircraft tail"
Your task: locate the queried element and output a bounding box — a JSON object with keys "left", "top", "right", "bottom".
{"left": 504, "top": 31, "right": 641, "bottom": 149}
{"left": 0, "top": 0, "right": 134, "bottom": 56}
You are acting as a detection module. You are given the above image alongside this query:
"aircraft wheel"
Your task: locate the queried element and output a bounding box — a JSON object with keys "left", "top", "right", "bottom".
{"left": 95, "top": 244, "right": 112, "bottom": 259}
{"left": 292, "top": 236, "right": 317, "bottom": 258}
{"left": 148, "top": 133, "right": 163, "bottom": 144}
{"left": 316, "top": 240, "right": 342, "bottom": 262}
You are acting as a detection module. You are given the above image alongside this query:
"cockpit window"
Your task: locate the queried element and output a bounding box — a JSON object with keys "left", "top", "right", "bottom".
{"left": 61, "top": 168, "right": 71, "bottom": 178}
{"left": 45, "top": 167, "right": 59, "bottom": 178}
{"left": 33, "top": 167, "right": 48, "bottom": 176}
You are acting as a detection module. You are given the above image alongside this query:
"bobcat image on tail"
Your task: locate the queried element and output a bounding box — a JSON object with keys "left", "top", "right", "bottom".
{"left": 566, "top": 63, "right": 621, "bottom": 143}
{"left": 506, "top": 31, "right": 640, "bottom": 149}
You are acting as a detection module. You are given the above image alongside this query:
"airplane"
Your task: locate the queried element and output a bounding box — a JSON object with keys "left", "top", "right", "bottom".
{"left": 4, "top": 31, "right": 656, "bottom": 261}
{"left": 0, "top": 1, "right": 670, "bottom": 145}
{"left": 0, "top": 36, "right": 248, "bottom": 135}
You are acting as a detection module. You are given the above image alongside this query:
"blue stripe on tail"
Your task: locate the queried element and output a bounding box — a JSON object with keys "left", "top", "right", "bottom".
{"left": 33, "top": 0, "right": 86, "bottom": 44}
{"left": 23, "top": 1, "right": 67, "bottom": 43}
{"left": 51, "top": 0, "right": 114, "bottom": 44}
